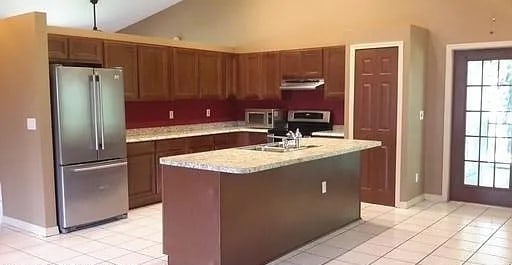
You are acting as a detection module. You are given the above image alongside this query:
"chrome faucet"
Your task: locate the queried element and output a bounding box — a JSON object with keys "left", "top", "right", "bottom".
{"left": 286, "top": 128, "right": 302, "bottom": 149}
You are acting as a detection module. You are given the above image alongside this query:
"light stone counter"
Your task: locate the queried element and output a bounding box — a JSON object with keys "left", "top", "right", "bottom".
{"left": 311, "top": 125, "right": 345, "bottom": 138}
{"left": 126, "top": 122, "right": 268, "bottom": 143}
{"left": 160, "top": 138, "right": 380, "bottom": 174}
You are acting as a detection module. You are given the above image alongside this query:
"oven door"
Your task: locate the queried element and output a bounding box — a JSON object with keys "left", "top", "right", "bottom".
{"left": 245, "top": 111, "right": 270, "bottom": 128}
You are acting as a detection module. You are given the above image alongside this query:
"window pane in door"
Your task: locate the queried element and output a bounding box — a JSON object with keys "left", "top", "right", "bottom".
{"left": 480, "top": 112, "right": 496, "bottom": 137}
{"left": 483, "top": 60, "right": 499, "bottom": 85}
{"left": 480, "top": 137, "right": 495, "bottom": 162}
{"left": 465, "top": 137, "right": 480, "bottom": 161}
{"left": 495, "top": 138, "right": 512, "bottom": 163}
{"left": 499, "top": 60, "right": 512, "bottom": 85}
{"left": 467, "top": 61, "right": 483, "bottom": 86}
{"left": 466, "top": 112, "right": 481, "bottom": 136}
{"left": 495, "top": 163, "right": 510, "bottom": 189}
{"left": 466, "top": 86, "right": 482, "bottom": 111}
{"left": 482, "top": 86, "right": 512, "bottom": 111}
{"left": 464, "top": 161, "right": 478, "bottom": 186}
{"left": 479, "top": 162, "right": 494, "bottom": 187}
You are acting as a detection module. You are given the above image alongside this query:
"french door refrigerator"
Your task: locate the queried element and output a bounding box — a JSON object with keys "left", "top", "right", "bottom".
{"left": 50, "top": 65, "right": 128, "bottom": 233}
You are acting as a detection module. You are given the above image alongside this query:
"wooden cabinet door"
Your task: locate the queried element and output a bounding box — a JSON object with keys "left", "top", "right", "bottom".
{"left": 238, "top": 53, "right": 263, "bottom": 99}
{"left": 280, "top": 50, "right": 302, "bottom": 78}
{"left": 248, "top": 132, "right": 268, "bottom": 145}
{"left": 127, "top": 142, "right": 158, "bottom": 209}
{"left": 138, "top": 45, "right": 169, "bottom": 100}
{"left": 301, "top": 48, "right": 323, "bottom": 78}
{"left": 213, "top": 133, "right": 241, "bottom": 150}
{"left": 323, "top": 46, "right": 345, "bottom": 99}
{"left": 48, "top": 35, "right": 68, "bottom": 60}
{"left": 171, "top": 48, "right": 199, "bottom": 99}
{"left": 263, "top": 52, "right": 281, "bottom": 99}
{"left": 199, "top": 51, "right": 224, "bottom": 99}
{"left": 156, "top": 138, "right": 188, "bottom": 197}
{"left": 187, "top": 135, "right": 215, "bottom": 153}
{"left": 224, "top": 54, "right": 237, "bottom": 99}
{"left": 104, "top": 41, "right": 139, "bottom": 100}
{"left": 68, "top": 37, "right": 103, "bottom": 63}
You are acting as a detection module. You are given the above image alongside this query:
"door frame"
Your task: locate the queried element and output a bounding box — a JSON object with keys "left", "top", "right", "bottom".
{"left": 348, "top": 41, "right": 404, "bottom": 207}
{"left": 442, "top": 41, "right": 512, "bottom": 201}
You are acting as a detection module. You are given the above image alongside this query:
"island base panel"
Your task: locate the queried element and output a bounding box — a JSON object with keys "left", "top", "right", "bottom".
{"left": 163, "top": 152, "right": 360, "bottom": 265}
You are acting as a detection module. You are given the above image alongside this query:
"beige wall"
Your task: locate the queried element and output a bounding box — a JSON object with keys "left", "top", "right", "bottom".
{"left": 0, "top": 13, "right": 57, "bottom": 228}
{"left": 121, "top": 0, "right": 512, "bottom": 196}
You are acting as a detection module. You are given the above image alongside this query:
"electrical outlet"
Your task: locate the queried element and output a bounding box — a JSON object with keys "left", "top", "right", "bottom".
{"left": 169, "top": 110, "right": 174, "bottom": 120}
{"left": 419, "top": 110, "right": 425, "bottom": 120}
{"left": 321, "top": 181, "right": 327, "bottom": 194}
{"left": 26, "top": 118, "right": 37, "bottom": 131}
{"left": 206, "top": 109, "right": 211, "bottom": 117}
{"left": 415, "top": 173, "right": 420, "bottom": 183}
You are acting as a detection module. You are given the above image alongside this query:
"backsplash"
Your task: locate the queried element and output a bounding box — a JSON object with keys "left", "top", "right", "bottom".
{"left": 125, "top": 89, "right": 344, "bottom": 129}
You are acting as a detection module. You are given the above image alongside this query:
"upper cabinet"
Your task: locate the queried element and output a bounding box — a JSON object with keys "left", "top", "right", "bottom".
{"left": 280, "top": 48, "right": 323, "bottom": 79}
{"left": 198, "top": 51, "right": 224, "bottom": 99}
{"left": 138, "top": 45, "right": 169, "bottom": 100}
{"left": 48, "top": 35, "right": 103, "bottom": 64}
{"left": 323, "top": 46, "right": 346, "bottom": 99}
{"left": 47, "top": 34, "right": 346, "bottom": 103}
{"left": 171, "top": 48, "right": 199, "bottom": 100}
{"left": 263, "top": 52, "right": 281, "bottom": 99}
{"left": 48, "top": 35, "right": 68, "bottom": 60}
{"left": 238, "top": 53, "right": 263, "bottom": 99}
{"left": 224, "top": 54, "right": 237, "bottom": 99}
{"left": 104, "top": 41, "right": 139, "bottom": 100}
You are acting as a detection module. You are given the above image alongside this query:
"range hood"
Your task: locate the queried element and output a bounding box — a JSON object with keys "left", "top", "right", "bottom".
{"left": 280, "top": 79, "right": 325, "bottom": 90}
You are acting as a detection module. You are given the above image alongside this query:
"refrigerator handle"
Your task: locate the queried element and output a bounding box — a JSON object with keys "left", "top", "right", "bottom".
{"left": 96, "top": 74, "right": 105, "bottom": 150}
{"left": 72, "top": 162, "right": 127, "bottom": 172}
{"left": 90, "top": 75, "right": 99, "bottom": 151}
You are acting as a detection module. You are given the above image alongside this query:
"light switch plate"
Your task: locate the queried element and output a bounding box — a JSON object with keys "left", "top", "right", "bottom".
{"left": 169, "top": 110, "right": 174, "bottom": 120}
{"left": 321, "top": 181, "right": 327, "bottom": 194}
{"left": 206, "top": 109, "right": 211, "bottom": 117}
{"left": 27, "top": 118, "right": 37, "bottom": 131}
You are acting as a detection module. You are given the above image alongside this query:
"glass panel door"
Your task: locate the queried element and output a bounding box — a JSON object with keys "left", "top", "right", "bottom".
{"left": 464, "top": 59, "right": 512, "bottom": 189}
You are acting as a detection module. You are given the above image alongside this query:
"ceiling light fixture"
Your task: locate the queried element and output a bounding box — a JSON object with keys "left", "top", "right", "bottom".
{"left": 90, "top": 0, "right": 99, "bottom": 31}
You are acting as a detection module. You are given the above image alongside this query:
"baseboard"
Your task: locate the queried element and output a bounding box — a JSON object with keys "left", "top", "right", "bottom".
{"left": 1, "top": 215, "right": 59, "bottom": 237}
{"left": 424, "top": 193, "right": 445, "bottom": 202}
{"left": 396, "top": 194, "right": 425, "bottom": 208}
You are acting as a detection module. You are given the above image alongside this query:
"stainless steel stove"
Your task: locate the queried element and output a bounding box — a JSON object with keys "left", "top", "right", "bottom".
{"left": 268, "top": 110, "right": 332, "bottom": 139}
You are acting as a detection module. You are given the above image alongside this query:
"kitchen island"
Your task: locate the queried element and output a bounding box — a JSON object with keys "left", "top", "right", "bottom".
{"left": 160, "top": 138, "right": 380, "bottom": 265}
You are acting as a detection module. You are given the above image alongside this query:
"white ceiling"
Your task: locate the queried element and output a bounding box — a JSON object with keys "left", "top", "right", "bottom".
{"left": 0, "top": 0, "right": 183, "bottom": 32}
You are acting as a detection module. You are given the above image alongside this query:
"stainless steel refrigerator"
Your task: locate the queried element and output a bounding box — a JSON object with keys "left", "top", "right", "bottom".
{"left": 50, "top": 65, "right": 128, "bottom": 233}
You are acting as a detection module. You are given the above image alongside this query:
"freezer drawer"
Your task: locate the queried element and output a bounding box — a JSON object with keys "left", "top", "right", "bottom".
{"left": 56, "top": 159, "right": 128, "bottom": 230}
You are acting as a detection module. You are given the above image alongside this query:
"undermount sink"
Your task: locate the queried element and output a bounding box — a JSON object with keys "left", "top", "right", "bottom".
{"left": 240, "top": 143, "right": 320, "bottom": 153}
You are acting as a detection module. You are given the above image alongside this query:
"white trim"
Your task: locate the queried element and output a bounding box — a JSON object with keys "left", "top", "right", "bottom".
{"left": 424, "top": 193, "right": 445, "bottom": 202}
{"left": 442, "top": 41, "right": 512, "bottom": 201}
{"left": 1, "top": 216, "right": 59, "bottom": 237}
{"left": 396, "top": 194, "right": 425, "bottom": 209}
{"left": 348, "top": 41, "right": 404, "bottom": 207}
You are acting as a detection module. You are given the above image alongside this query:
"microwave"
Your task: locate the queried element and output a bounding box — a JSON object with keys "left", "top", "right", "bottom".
{"left": 245, "top": 109, "right": 284, "bottom": 129}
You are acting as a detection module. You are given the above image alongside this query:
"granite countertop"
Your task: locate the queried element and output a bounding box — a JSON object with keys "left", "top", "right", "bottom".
{"left": 126, "top": 122, "right": 268, "bottom": 143}
{"left": 311, "top": 125, "right": 345, "bottom": 138}
{"left": 311, "top": 130, "right": 345, "bottom": 138}
{"left": 160, "top": 138, "right": 380, "bottom": 174}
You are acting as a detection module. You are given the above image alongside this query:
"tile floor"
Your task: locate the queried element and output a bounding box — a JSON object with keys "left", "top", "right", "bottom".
{"left": 0, "top": 200, "right": 511, "bottom": 264}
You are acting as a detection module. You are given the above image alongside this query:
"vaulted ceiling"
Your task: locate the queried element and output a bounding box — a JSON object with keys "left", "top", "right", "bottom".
{"left": 0, "top": 0, "right": 183, "bottom": 32}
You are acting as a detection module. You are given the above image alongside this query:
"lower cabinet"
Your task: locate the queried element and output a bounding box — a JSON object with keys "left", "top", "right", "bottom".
{"left": 127, "top": 141, "right": 159, "bottom": 209}
{"left": 127, "top": 132, "right": 267, "bottom": 209}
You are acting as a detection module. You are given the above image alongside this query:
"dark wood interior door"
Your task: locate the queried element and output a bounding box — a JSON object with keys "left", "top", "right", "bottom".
{"left": 451, "top": 48, "right": 512, "bottom": 207}
{"left": 354, "top": 47, "right": 398, "bottom": 206}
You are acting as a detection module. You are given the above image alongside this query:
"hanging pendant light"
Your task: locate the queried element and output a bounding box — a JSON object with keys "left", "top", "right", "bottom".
{"left": 90, "top": 0, "right": 99, "bottom": 31}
